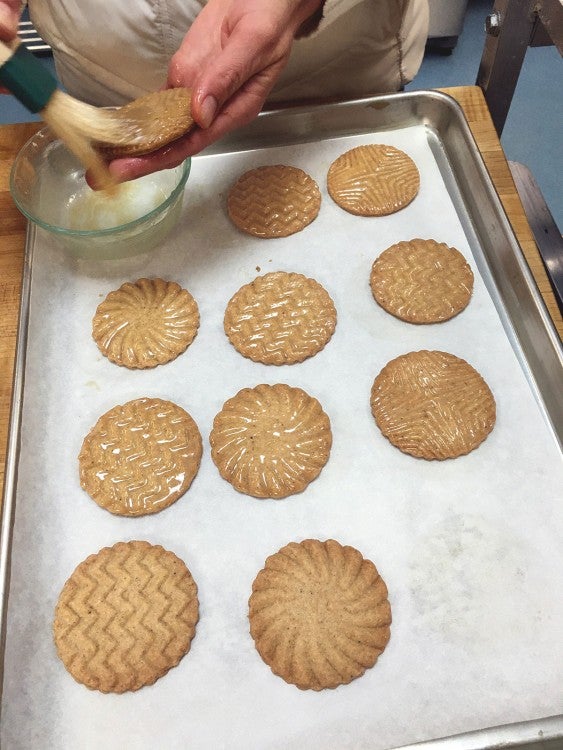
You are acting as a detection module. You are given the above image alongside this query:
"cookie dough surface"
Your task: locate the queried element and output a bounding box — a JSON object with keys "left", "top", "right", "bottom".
{"left": 370, "top": 350, "right": 496, "bottom": 459}
{"left": 370, "top": 239, "right": 474, "bottom": 323}
{"left": 327, "top": 144, "right": 419, "bottom": 216}
{"left": 92, "top": 278, "right": 199, "bottom": 369}
{"left": 53, "top": 541, "right": 199, "bottom": 693}
{"left": 210, "top": 383, "right": 332, "bottom": 498}
{"left": 249, "top": 539, "right": 391, "bottom": 690}
{"left": 224, "top": 271, "right": 337, "bottom": 364}
{"left": 227, "top": 164, "right": 321, "bottom": 238}
{"left": 79, "top": 397, "right": 202, "bottom": 516}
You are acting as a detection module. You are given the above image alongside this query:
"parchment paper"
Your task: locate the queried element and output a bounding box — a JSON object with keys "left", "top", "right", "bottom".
{"left": 2, "top": 125, "right": 562, "bottom": 750}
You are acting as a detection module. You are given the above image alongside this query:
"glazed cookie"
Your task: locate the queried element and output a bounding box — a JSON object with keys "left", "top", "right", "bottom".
{"left": 92, "top": 278, "right": 199, "bottom": 369}
{"left": 327, "top": 144, "right": 419, "bottom": 216}
{"left": 95, "top": 88, "right": 194, "bottom": 158}
{"left": 224, "top": 271, "right": 337, "bottom": 364}
{"left": 249, "top": 539, "right": 391, "bottom": 690}
{"left": 227, "top": 165, "right": 321, "bottom": 238}
{"left": 370, "top": 350, "right": 496, "bottom": 459}
{"left": 370, "top": 239, "right": 474, "bottom": 323}
{"left": 79, "top": 397, "right": 202, "bottom": 516}
{"left": 210, "top": 383, "right": 331, "bottom": 498}
{"left": 53, "top": 541, "right": 199, "bottom": 692}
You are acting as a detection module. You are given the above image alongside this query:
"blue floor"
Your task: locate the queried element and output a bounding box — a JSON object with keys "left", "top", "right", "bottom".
{"left": 1, "top": 2, "right": 561, "bottom": 226}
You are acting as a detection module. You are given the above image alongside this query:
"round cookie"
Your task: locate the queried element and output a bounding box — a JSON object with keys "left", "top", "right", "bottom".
{"left": 370, "top": 239, "right": 474, "bottom": 323}
{"left": 95, "top": 88, "right": 195, "bottom": 158}
{"left": 327, "top": 144, "right": 420, "bottom": 216}
{"left": 210, "top": 383, "right": 331, "bottom": 498}
{"left": 92, "top": 278, "right": 199, "bottom": 369}
{"left": 249, "top": 539, "right": 391, "bottom": 690}
{"left": 224, "top": 271, "right": 337, "bottom": 365}
{"left": 79, "top": 397, "right": 202, "bottom": 516}
{"left": 227, "top": 165, "right": 321, "bottom": 238}
{"left": 370, "top": 350, "right": 496, "bottom": 459}
{"left": 53, "top": 541, "right": 199, "bottom": 693}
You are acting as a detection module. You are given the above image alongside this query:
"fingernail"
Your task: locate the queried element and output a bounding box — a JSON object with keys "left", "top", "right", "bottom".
{"left": 199, "top": 95, "right": 217, "bottom": 129}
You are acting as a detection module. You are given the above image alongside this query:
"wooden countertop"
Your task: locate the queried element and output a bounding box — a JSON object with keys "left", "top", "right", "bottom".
{"left": 1, "top": 86, "right": 562, "bottom": 501}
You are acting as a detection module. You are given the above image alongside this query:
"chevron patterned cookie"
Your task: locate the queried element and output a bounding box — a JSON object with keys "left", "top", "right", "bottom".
{"left": 249, "top": 539, "right": 391, "bottom": 690}
{"left": 224, "top": 271, "right": 337, "bottom": 364}
{"left": 92, "top": 278, "right": 199, "bottom": 369}
{"left": 79, "top": 397, "right": 202, "bottom": 516}
{"left": 210, "top": 384, "right": 331, "bottom": 498}
{"left": 227, "top": 165, "right": 321, "bottom": 238}
{"left": 370, "top": 239, "right": 474, "bottom": 323}
{"left": 94, "top": 88, "right": 195, "bottom": 158}
{"left": 370, "top": 350, "right": 496, "bottom": 459}
{"left": 53, "top": 541, "right": 199, "bottom": 693}
{"left": 327, "top": 144, "right": 420, "bottom": 216}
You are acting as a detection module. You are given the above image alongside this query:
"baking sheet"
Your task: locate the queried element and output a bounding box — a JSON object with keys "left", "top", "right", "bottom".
{"left": 2, "top": 120, "right": 563, "bottom": 750}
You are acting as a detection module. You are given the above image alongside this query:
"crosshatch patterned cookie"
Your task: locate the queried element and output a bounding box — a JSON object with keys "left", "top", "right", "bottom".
{"left": 53, "top": 541, "right": 199, "bottom": 693}
{"left": 227, "top": 165, "right": 321, "bottom": 238}
{"left": 79, "top": 397, "right": 202, "bottom": 516}
{"left": 370, "top": 239, "right": 474, "bottom": 323}
{"left": 370, "top": 350, "right": 496, "bottom": 459}
{"left": 92, "top": 278, "right": 199, "bottom": 369}
{"left": 210, "top": 384, "right": 332, "bottom": 498}
{"left": 327, "top": 144, "right": 420, "bottom": 216}
{"left": 249, "top": 539, "right": 391, "bottom": 690}
{"left": 95, "top": 88, "right": 195, "bottom": 158}
{"left": 224, "top": 271, "right": 337, "bottom": 364}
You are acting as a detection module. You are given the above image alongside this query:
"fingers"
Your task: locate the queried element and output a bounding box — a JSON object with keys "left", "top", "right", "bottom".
{"left": 0, "top": 2, "right": 20, "bottom": 40}
{"left": 106, "top": 65, "right": 281, "bottom": 185}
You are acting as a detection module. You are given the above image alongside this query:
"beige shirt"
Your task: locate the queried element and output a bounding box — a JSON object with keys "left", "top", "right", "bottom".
{"left": 29, "top": 0, "right": 429, "bottom": 107}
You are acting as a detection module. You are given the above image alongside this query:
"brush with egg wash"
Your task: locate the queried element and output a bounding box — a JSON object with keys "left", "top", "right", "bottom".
{"left": 0, "top": 40, "right": 195, "bottom": 189}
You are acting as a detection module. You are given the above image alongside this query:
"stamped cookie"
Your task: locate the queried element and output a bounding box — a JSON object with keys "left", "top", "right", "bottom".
{"left": 370, "top": 350, "right": 496, "bottom": 459}
{"left": 370, "top": 239, "right": 474, "bottom": 323}
{"left": 227, "top": 165, "right": 321, "bottom": 238}
{"left": 224, "top": 271, "right": 337, "bottom": 365}
{"left": 210, "top": 384, "right": 331, "bottom": 498}
{"left": 92, "top": 278, "right": 199, "bottom": 369}
{"left": 79, "top": 397, "right": 202, "bottom": 516}
{"left": 53, "top": 541, "right": 199, "bottom": 692}
{"left": 95, "top": 88, "right": 195, "bottom": 158}
{"left": 249, "top": 539, "right": 391, "bottom": 690}
{"left": 327, "top": 144, "right": 420, "bottom": 216}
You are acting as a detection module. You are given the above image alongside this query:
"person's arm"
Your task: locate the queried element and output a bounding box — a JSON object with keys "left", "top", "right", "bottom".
{"left": 109, "top": 0, "right": 325, "bottom": 183}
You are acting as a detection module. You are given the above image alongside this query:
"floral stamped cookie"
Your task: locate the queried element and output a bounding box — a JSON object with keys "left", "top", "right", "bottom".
{"left": 210, "top": 383, "right": 332, "bottom": 498}
{"left": 92, "top": 278, "right": 199, "bottom": 369}
{"left": 249, "top": 539, "right": 391, "bottom": 690}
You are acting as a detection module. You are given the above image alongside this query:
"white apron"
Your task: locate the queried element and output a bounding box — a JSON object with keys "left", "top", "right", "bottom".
{"left": 29, "top": 0, "right": 429, "bottom": 107}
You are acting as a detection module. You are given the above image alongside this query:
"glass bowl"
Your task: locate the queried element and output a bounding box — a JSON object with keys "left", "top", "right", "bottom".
{"left": 10, "top": 127, "right": 190, "bottom": 260}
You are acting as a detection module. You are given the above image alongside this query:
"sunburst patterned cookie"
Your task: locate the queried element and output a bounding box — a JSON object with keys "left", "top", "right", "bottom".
{"left": 227, "top": 165, "right": 321, "bottom": 238}
{"left": 370, "top": 350, "right": 496, "bottom": 459}
{"left": 209, "top": 384, "right": 332, "bottom": 498}
{"left": 327, "top": 144, "right": 420, "bottom": 216}
{"left": 79, "top": 397, "right": 202, "bottom": 516}
{"left": 53, "top": 541, "right": 199, "bottom": 693}
{"left": 224, "top": 271, "right": 337, "bottom": 364}
{"left": 92, "top": 278, "right": 199, "bottom": 369}
{"left": 249, "top": 539, "right": 391, "bottom": 690}
{"left": 370, "top": 239, "right": 474, "bottom": 323}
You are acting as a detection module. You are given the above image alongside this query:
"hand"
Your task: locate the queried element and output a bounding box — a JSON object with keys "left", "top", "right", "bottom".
{"left": 108, "top": 0, "right": 323, "bottom": 183}
{"left": 0, "top": 0, "right": 20, "bottom": 40}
